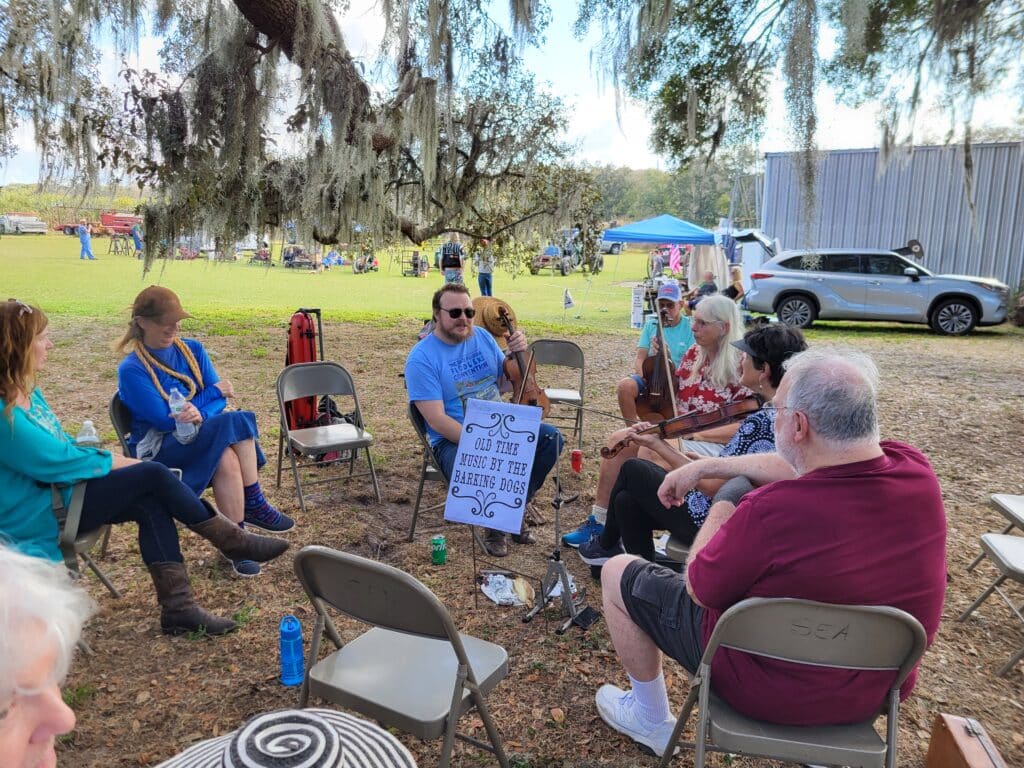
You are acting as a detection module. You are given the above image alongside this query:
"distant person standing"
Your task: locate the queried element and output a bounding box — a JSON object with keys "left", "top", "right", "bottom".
{"left": 475, "top": 239, "right": 495, "bottom": 296}
{"left": 440, "top": 232, "right": 466, "bottom": 286}
{"left": 76, "top": 219, "right": 95, "bottom": 261}
{"left": 130, "top": 222, "right": 145, "bottom": 260}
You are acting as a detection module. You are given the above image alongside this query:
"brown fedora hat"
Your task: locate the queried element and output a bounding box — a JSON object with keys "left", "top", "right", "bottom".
{"left": 472, "top": 297, "right": 516, "bottom": 349}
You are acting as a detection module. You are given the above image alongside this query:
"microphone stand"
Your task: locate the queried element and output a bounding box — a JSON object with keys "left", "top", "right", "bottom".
{"left": 522, "top": 449, "right": 601, "bottom": 633}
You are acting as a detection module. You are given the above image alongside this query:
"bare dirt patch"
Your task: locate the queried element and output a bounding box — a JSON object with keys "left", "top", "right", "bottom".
{"left": 45, "top": 317, "right": 1024, "bottom": 767}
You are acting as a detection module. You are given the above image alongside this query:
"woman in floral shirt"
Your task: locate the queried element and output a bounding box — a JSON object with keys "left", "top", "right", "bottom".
{"left": 564, "top": 296, "right": 751, "bottom": 549}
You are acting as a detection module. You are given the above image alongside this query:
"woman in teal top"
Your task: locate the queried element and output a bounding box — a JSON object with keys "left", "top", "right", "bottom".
{"left": 0, "top": 300, "right": 288, "bottom": 636}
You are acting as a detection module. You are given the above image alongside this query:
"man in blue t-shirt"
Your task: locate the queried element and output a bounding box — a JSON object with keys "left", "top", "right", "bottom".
{"left": 615, "top": 280, "right": 694, "bottom": 424}
{"left": 405, "top": 284, "right": 563, "bottom": 556}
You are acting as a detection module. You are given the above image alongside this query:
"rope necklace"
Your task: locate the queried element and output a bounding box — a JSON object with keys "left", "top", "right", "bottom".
{"left": 133, "top": 338, "right": 204, "bottom": 401}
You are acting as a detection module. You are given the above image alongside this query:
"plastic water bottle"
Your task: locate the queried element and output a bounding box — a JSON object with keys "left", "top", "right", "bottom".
{"left": 167, "top": 387, "right": 197, "bottom": 443}
{"left": 75, "top": 420, "right": 100, "bottom": 447}
{"left": 279, "top": 615, "right": 304, "bottom": 686}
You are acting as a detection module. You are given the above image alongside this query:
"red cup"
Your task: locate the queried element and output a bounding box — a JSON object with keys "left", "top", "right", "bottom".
{"left": 571, "top": 449, "right": 583, "bottom": 474}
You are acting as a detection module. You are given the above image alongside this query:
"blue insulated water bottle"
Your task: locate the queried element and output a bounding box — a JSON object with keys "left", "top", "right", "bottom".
{"left": 279, "top": 615, "right": 304, "bottom": 686}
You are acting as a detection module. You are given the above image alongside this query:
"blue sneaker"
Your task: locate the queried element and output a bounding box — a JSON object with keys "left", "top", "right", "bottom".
{"left": 231, "top": 559, "right": 261, "bottom": 578}
{"left": 244, "top": 505, "right": 295, "bottom": 533}
{"left": 578, "top": 535, "right": 624, "bottom": 566}
{"left": 562, "top": 515, "right": 604, "bottom": 548}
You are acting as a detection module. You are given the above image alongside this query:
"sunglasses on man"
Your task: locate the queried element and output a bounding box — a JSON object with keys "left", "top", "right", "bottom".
{"left": 439, "top": 307, "right": 476, "bottom": 319}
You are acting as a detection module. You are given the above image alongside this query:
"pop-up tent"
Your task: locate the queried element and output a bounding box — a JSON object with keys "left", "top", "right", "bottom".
{"left": 602, "top": 214, "right": 715, "bottom": 245}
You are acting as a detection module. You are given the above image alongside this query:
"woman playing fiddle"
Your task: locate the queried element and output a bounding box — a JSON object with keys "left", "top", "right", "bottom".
{"left": 116, "top": 287, "right": 293, "bottom": 578}
{"left": 578, "top": 323, "right": 807, "bottom": 564}
{"left": 563, "top": 295, "right": 750, "bottom": 547}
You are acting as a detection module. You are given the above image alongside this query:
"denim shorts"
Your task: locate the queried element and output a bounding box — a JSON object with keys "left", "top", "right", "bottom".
{"left": 620, "top": 559, "right": 705, "bottom": 673}
{"left": 628, "top": 373, "right": 649, "bottom": 397}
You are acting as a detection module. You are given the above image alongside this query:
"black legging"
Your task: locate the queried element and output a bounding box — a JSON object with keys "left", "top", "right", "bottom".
{"left": 77, "top": 462, "right": 213, "bottom": 564}
{"left": 599, "top": 458, "right": 699, "bottom": 562}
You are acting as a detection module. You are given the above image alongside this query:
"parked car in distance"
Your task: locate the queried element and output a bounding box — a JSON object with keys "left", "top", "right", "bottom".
{"left": 599, "top": 238, "right": 624, "bottom": 254}
{"left": 745, "top": 248, "right": 1009, "bottom": 335}
{"left": 531, "top": 243, "right": 579, "bottom": 275}
{"left": 0, "top": 213, "right": 48, "bottom": 234}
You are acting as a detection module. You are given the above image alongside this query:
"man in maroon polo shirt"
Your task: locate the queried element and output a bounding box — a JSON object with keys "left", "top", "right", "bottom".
{"left": 593, "top": 347, "right": 946, "bottom": 757}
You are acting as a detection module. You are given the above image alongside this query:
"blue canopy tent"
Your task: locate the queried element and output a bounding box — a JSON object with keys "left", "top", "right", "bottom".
{"left": 603, "top": 214, "right": 715, "bottom": 245}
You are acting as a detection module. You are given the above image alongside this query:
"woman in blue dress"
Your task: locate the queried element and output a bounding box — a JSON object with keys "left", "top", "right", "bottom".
{"left": 116, "top": 287, "right": 294, "bottom": 578}
{"left": 0, "top": 300, "right": 288, "bottom": 635}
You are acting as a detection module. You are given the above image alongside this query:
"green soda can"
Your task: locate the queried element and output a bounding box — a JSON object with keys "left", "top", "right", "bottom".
{"left": 431, "top": 535, "right": 447, "bottom": 565}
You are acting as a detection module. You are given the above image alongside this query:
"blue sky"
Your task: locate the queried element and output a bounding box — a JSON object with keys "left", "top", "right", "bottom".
{"left": 0, "top": 2, "right": 1016, "bottom": 184}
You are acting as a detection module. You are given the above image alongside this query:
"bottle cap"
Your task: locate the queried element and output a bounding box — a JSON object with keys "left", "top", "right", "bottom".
{"left": 280, "top": 615, "right": 301, "bottom": 639}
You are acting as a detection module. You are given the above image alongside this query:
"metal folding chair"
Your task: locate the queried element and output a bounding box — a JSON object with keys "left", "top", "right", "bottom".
{"left": 660, "top": 597, "right": 927, "bottom": 768}
{"left": 407, "top": 402, "right": 449, "bottom": 541}
{"left": 276, "top": 362, "right": 381, "bottom": 513}
{"left": 967, "top": 494, "right": 1024, "bottom": 571}
{"left": 528, "top": 339, "right": 585, "bottom": 448}
{"left": 294, "top": 546, "right": 509, "bottom": 768}
{"left": 958, "top": 533, "right": 1024, "bottom": 676}
{"left": 52, "top": 483, "right": 121, "bottom": 598}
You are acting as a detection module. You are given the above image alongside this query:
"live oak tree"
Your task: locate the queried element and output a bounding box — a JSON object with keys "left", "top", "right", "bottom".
{"left": 3, "top": 0, "right": 1020, "bottom": 256}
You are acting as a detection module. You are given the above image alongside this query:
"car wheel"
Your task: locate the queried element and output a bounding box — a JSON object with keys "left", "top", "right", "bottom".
{"left": 560, "top": 260, "right": 572, "bottom": 276}
{"left": 610, "top": 243, "right": 622, "bottom": 255}
{"left": 529, "top": 267, "right": 539, "bottom": 275}
{"left": 64, "top": 226, "right": 75, "bottom": 235}
{"left": 776, "top": 295, "right": 817, "bottom": 328}
{"left": 930, "top": 298, "right": 978, "bottom": 335}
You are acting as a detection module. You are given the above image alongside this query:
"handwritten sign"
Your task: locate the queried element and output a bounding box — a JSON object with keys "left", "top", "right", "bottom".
{"left": 444, "top": 399, "right": 542, "bottom": 534}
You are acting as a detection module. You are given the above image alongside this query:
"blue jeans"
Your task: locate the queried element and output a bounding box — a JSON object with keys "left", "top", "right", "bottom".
{"left": 478, "top": 273, "right": 493, "bottom": 296}
{"left": 78, "top": 462, "right": 213, "bottom": 564}
{"left": 79, "top": 241, "right": 94, "bottom": 259}
{"left": 433, "top": 422, "right": 563, "bottom": 502}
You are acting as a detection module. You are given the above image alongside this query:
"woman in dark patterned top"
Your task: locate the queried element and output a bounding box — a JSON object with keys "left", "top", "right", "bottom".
{"left": 579, "top": 324, "right": 807, "bottom": 564}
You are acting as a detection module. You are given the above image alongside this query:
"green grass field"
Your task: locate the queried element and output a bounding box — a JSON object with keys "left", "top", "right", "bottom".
{"left": 1, "top": 233, "right": 649, "bottom": 336}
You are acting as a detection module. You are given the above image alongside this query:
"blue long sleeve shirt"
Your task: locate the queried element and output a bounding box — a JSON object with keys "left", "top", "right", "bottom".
{"left": 117, "top": 339, "right": 226, "bottom": 454}
{"left": 0, "top": 389, "right": 112, "bottom": 562}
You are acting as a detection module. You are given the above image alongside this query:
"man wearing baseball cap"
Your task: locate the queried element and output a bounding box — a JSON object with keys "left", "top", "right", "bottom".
{"left": 563, "top": 280, "right": 693, "bottom": 548}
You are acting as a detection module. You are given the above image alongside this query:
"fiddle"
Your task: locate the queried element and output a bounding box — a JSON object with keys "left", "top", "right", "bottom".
{"left": 635, "top": 295, "right": 680, "bottom": 422}
{"left": 496, "top": 306, "right": 550, "bottom": 417}
{"left": 600, "top": 397, "right": 761, "bottom": 459}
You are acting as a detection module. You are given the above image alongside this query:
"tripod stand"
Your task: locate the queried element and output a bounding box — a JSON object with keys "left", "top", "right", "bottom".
{"left": 522, "top": 453, "right": 601, "bottom": 634}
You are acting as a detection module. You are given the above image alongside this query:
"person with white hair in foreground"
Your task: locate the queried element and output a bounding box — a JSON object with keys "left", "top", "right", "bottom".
{"left": 0, "top": 543, "right": 93, "bottom": 768}
{"left": 593, "top": 347, "right": 947, "bottom": 757}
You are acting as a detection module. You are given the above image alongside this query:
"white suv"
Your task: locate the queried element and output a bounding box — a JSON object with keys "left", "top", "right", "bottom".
{"left": 745, "top": 249, "right": 1009, "bottom": 335}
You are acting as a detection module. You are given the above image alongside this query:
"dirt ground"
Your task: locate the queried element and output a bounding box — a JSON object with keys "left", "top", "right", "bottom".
{"left": 45, "top": 316, "right": 1024, "bottom": 767}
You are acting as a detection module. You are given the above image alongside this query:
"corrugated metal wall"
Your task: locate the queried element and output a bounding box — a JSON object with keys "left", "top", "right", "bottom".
{"left": 761, "top": 143, "right": 1024, "bottom": 288}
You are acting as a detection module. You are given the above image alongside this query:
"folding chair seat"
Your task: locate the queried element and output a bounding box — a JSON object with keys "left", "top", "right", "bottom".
{"left": 528, "top": 339, "right": 585, "bottom": 448}
{"left": 294, "top": 546, "right": 509, "bottom": 768}
{"left": 659, "top": 597, "right": 927, "bottom": 768}
{"left": 407, "top": 402, "right": 449, "bottom": 541}
{"left": 967, "top": 494, "right": 1024, "bottom": 571}
{"left": 276, "top": 362, "right": 381, "bottom": 513}
{"left": 957, "top": 533, "right": 1024, "bottom": 676}
{"left": 663, "top": 535, "right": 690, "bottom": 564}
{"left": 52, "top": 482, "right": 121, "bottom": 598}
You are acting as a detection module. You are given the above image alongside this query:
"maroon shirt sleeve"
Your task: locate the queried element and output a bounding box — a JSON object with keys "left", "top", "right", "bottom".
{"left": 688, "top": 485, "right": 776, "bottom": 609}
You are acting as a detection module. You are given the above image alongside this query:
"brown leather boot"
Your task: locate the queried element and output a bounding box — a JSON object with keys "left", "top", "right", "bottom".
{"left": 148, "top": 562, "right": 237, "bottom": 636}
{"left": 511, "top": 519, "right": 536, "bottom": 545}
{"left": 483, "top": 528, "right": 509, "bottom": 557}
{"left": 190, "top": 513, "right": 289, "bottom": 562}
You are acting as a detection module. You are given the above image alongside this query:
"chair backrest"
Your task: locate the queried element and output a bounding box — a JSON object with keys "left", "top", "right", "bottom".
{"left": 408, "top": 402, "right": 448, "bottom": 481}
{"left": 277, "top": 362, "right": 363, "bottom": 428}
{"left": 108, "top": 393, "right": 133, "bottom": 454}
{"left": 705, "top": 598, "right": 927, "bottom": 686}
{"left": 529, "top": 339, "right": 584, "bottom": 370}
{"left": 294, "top": 545, "right": 461, "bottom": 644}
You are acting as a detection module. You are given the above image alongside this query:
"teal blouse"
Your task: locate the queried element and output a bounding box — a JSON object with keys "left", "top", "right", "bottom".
{"left": 0, "top": 389, "right": 112, "bottom": 562}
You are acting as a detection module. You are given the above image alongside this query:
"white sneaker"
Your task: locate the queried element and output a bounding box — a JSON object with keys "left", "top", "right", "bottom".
{"left": 595, "top": 684, "right": 678, "bottom": 757}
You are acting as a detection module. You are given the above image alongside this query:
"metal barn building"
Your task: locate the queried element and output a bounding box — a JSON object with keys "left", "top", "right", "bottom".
{"left": 760, "top": 143, "right": 1024, "bottom": 289}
